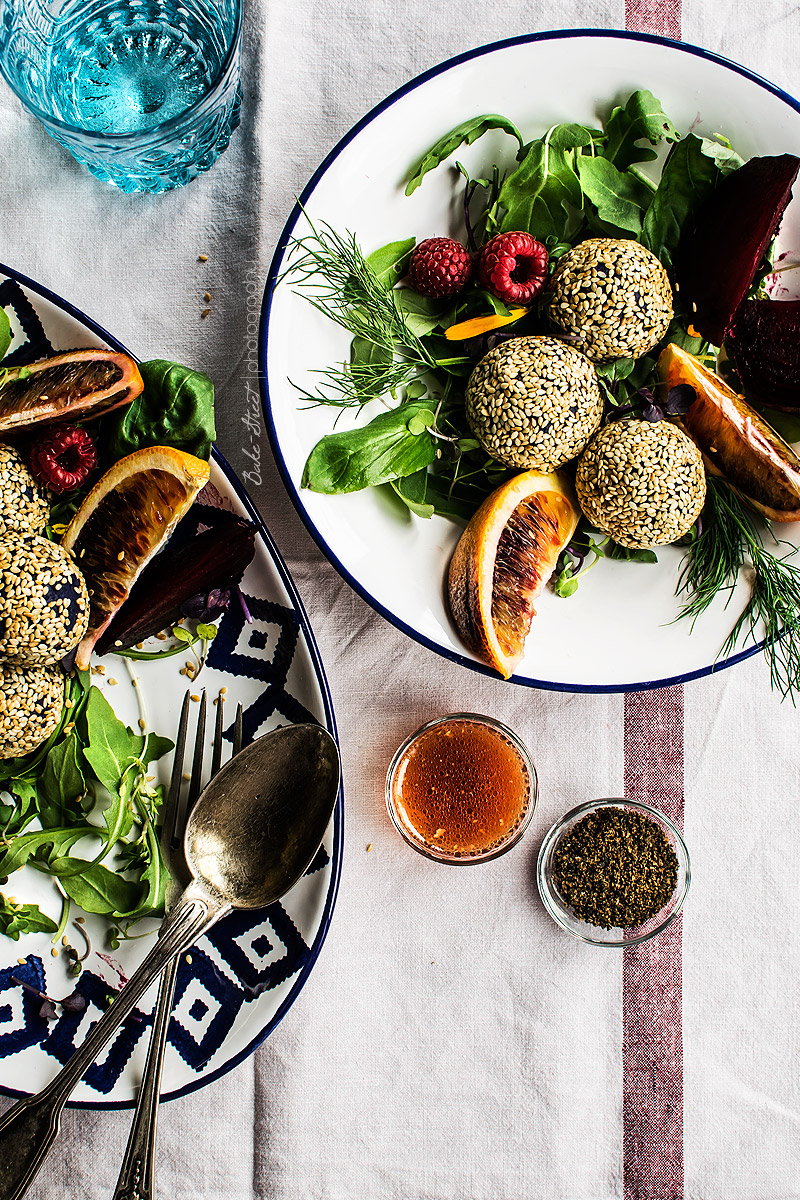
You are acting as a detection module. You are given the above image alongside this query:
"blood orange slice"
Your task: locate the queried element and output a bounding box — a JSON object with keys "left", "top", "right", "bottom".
{"left": 659, "top": 343, "right": 800, "bottom": 522}
{"left": 447, "top": 470, "right": 579, "bottom": 679}
{"left": 62, "top": 446, "right": 210, "bottom": 669}
{"left": 0, "top": 350, "right": 143, "bottom": 433}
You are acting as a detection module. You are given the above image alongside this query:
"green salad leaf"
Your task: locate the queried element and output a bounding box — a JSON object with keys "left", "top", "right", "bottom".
{"left": 366, "top": 239, "right": 416, "bottom": 288}
{"left": 602, "top": 89, "right": 679, "bottom": 169}
{"left": 0, "top": 895, "right": 58, "bottom": 941}
{"left": 405, "top": 114, "right": 524, "bottom": 196}
{"left": 641, "top": 133, "right": 728, "bottom": 269}
{"left": 101, "top": 359, "right": 216, "bottom": 462}
{"left": 0, "top": 309, "right": 12, "bottom": 362}
{"left": 303, "top": 400, "right": 437, "bottom": 493}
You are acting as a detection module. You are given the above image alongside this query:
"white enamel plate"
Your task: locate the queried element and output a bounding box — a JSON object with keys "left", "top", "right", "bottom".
{"left": 261, "top": 30, "right": 800, "bottom": 692}
{"left": 0, "top": 266, "right": 342, "bottom": 1108}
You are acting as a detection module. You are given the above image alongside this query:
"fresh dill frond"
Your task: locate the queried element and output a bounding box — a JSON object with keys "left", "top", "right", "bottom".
{"left": 678, "top": 476, "right": 800, "bottom": 700}
{"left": 283, "top": 218, "right": 434, "bottom": 409}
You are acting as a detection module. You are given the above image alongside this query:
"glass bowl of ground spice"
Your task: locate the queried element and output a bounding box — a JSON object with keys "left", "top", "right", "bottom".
{"left": 536, "top": 799, "right": 690, "bottom": 946}
{"left": 385, "top": 713, "right": 537, "bottom": 863}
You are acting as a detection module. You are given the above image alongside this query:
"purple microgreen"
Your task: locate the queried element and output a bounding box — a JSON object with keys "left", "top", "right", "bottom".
{"left": 39, "top": 1000, "right": 58, "bottom": 1021}
{"left": 11, "top": 977, "right": 55, "bottom": 1003}
{"left": 60, "top": 990, "right": 87, "bottom": 1014}
{"left": 179, "top": 588, "right": 230, "bottom": 621}
{"left": 235, "top": 585, "right": 254, "bottom": 624}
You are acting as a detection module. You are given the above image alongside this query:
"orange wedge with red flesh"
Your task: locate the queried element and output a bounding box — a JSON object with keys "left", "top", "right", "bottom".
{"left": 447, "top": 470, "right": 579, "bottom": 679}
{"left": 0, "top": 350, "right": 143, "bottom": 434}
{"left": 658, "top": 343, "right": 800, "bottom": 523}
{"left": 62, "top": 446, "right": 210, "bottom": 669}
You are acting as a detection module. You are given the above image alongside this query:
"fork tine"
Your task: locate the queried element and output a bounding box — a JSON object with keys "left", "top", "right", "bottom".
{"left": 233, "top": 702, "right": 243, "bottom": 757}
{"left": 210, "top": 694, "right": 224, "bottom": 778}
{"left": 187, "top": 690, "right": 207, "bottom": 806}
{"left": 162, "top": 691, "right": 190, "bottom": 848}
{"left": 170, "top": 691, "right": 206, "bottom": 850}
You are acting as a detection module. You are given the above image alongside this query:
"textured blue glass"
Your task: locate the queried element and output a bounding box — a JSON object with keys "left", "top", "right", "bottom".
{"left": 0, "top": 0, "right": 241, "bottom": 192}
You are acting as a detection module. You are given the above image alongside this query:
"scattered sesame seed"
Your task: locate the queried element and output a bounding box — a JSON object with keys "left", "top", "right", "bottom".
{"left": 201, "top": 308, "right": 211, "bottom": 319}
{"left": 190, "top": 694, "right": 201, "bottom": 702}
{"left": 197, "top": 254, "right": 208, "bottom": 262}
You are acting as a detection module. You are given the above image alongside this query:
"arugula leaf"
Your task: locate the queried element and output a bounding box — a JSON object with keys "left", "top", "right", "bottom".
{"left": 101, "top": 359, "right": 216, "bottom": 463}
{"left": 57, "top": 862, "right": 142, "bottom": 917}
{"left": 81, "top": 689, "right": 138, "bottom": 794}
{"left": 497, "top": 124, "right": 595, "bottom": 242}
{"left": 0, "top": 309, "right": 12, "bottom": 361}
{"left": 39, "top": 732, "right": 86, "bottom": 829}
{"left": 603, "top": 89, "right": 679, "bottom": 169}
{"left": 366, "top": 239, "right": 416, "bottom": 288}
{"left": 577, "top": 156, "right": 651, "bottom": 235}
{"left": 0, "top": 827, "right": 90, "bottom": 877}
{"left": 302, "top": 401, "right": 437, "bottom": 493}
{"left": 389, "top": 468, "right": 435, "bottom": 518}
{"left": 0, "top": 895, "right": 58, "bottom": 940}
{"left": 698, "top": 135, "right": 744, "bottom": 174}
{"left": 405, "top": 115, "right": 523, "bottom": 196}
{"left": 641, "top": 133, "right": 727, "bottom": 269}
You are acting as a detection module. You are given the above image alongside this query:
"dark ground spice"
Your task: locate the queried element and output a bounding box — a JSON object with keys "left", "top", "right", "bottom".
{"left": 551, "top": 806, "right": 679, "bottom": 929}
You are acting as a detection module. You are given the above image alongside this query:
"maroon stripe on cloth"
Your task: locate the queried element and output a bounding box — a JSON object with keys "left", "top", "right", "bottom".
{"left": 623, "top": 686, "right": 685, "bottom": 1200}
{"left": 625, "top": 0, "right": 682, "bottom": 39}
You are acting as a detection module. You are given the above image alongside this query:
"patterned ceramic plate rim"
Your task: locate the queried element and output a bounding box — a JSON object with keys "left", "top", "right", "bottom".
{"left": 0, "top": 262, "right": 344, "bottom": 1109}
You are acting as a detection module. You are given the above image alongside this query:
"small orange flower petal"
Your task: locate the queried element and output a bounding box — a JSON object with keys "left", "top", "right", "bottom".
{"left": 443, "top": 306, "right": 528, "bottom": 342}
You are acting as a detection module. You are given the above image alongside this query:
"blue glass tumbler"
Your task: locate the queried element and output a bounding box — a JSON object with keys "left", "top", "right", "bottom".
{"left": 0, "top": 0, "right": 241, "bottom": 193}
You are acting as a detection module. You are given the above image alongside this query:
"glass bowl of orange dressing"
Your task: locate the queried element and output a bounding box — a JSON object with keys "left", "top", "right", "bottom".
{"left": 385, "top": 713, "right": 537, "bottom": 863}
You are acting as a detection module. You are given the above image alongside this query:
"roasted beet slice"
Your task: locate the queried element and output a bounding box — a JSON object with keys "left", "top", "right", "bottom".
{"left": 728, "top": 298, "right": 800, "bottom": 412}
{"left": 95, "top": 517, "right": 256, "bottom": 653}
{"left": 676, "top": 154, "right": 800, "bottom": 345}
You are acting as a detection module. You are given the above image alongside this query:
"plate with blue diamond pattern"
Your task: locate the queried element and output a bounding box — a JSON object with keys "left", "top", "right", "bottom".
{"left": 0, "top": 265, "right": 343, "bottom": 1108}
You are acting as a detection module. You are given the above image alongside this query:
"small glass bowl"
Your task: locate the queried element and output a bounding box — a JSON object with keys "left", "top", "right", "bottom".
{"left": 385, "top": 713, "right": 537, "bottom": 864}
{"left": 537, "top": 798, "right": 690, "bottom": 946}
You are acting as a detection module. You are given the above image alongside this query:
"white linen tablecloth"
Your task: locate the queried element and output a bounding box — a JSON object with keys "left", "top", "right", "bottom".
{"left": 1, "top": 1, "right": 799, "bottom": 1197}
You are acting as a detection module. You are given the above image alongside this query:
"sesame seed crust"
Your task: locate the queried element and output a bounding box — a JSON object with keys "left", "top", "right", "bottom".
{"left": 544, "top": 238, "right": 674, "bottom": 363}
{"left": 465, "top": 336, "right": 604, "bottom": 471}
{"left": 575, "top": 419, "right": 706, "bottom": 549}
{"left": 0, "top": 662, "right": 65, "bottom": 757}
{"left": 0, "top": 445, "right": 50, "bottom": 536}
{"left": 0, "top": 534, "right": 90, "bottom": 666}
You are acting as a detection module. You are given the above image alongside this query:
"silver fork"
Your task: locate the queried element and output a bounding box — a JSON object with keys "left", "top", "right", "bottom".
{"left": 113, "top": 690, "right": 243, "bottom": 1200}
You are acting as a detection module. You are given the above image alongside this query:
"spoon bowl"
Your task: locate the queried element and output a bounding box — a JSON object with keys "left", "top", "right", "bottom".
{"left": 186, "top": 723, "right": 341, "bottom": 908}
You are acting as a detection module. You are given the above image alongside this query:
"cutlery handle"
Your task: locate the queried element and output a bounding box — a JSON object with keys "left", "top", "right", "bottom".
{"left": 0, "top": 886, "right": 229, "bottom": 1200}
{"left": 112, "top": 956, "right": 180, "bottom": 1200}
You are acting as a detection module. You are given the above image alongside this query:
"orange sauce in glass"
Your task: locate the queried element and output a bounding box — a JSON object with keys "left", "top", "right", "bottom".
{"left": 390, "top": 717, "right": 532, "bottom": 859}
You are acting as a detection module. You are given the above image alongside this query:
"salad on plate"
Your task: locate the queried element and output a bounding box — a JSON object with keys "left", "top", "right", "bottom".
{"left": 282, "top": 88, "right": 800, "bottom": 693}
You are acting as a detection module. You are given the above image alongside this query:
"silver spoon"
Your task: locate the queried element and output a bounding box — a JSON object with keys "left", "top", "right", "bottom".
{"left": 0, "top": 723, "right": 340, "bottom": 1200}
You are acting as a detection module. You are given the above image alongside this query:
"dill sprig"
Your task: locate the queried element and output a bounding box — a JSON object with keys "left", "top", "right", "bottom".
{"left": 282, "top": 219, "right": 434, "bottom": 409}
{"left": 678, "top": 476, "right": 800, "bottom": 700}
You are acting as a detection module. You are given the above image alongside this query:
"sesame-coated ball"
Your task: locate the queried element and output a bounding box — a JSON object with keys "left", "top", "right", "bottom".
{"left": 0, "top": 662, "right": 64, "bottom": 758}
{"left": 465, "top": 336, "right": 604, "bottom": 471}
{"left": 575, "top": 419, "right": 706, "bottom": 549}
{"left": 0, "top": 534, "right": 90, "bottom": 666}
{"left": 544, "top": 238, "right": 673, "bottom": 363}
{"left": 0, "top": 445, "right": 50, "bottom": 535}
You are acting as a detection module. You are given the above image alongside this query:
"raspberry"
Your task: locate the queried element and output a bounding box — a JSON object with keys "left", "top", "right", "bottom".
{"left": 407, "top": 237, "right": 472, "bottom": 298}
{"left": 29, "top": 425, "right": 98, "bottom": 494}
{"left": 477, "top": 232, "right": 549, "bottom": 305}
